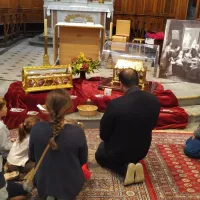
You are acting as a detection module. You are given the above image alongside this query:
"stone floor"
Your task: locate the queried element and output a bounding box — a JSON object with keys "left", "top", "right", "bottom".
{"left": 0, "top": 38, "right": 200, "bottom": 132}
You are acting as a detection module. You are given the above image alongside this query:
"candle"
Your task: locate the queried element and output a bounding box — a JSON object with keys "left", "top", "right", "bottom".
{"left": 109, "top": 22, "right": 113, "bottom": 39}
{"left": 44, "top": 19, "right": 47, "bottom": 36}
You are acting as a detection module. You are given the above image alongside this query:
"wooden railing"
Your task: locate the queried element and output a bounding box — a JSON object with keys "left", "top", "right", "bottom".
{"left": 0, "top": 13, "right": 26, "bottom": 44}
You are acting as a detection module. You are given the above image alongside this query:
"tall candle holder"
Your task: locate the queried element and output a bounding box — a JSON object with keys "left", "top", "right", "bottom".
{"left": 43, "top": 35, "right": 50, "bottom": 66}
{"left": 109, "top": 22, "right": 113, "bottom": 40}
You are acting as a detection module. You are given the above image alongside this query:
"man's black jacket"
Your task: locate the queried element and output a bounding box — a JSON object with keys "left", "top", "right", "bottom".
{"left": 100, "top": 87, "right": 160, "bottom": 163}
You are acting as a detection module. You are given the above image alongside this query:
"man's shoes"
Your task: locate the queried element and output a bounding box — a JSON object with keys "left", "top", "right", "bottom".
{"left": 124, "top": 163, "right": 136, "bottom": 186}
{"left": 134, "top": 163, "right": 145, "bottom": 183}
{"left": 123, "top": 163, "right": 145, "bottom": 186}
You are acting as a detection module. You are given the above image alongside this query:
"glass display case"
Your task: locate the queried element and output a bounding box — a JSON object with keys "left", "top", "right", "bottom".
{"left": 22, "top": 65, "right": 73, "bottom": 93}
{"left": 99, "top": 41, "right": 160, "bottom": 91}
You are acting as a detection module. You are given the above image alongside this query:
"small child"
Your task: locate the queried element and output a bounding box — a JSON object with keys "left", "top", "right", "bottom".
{"left": 184, "top": 125, "right": 200, "bottom": 159}
{"left": 0, "top": 98, "right": 12, "bottom": 158}
{"left": 6, "top": 116, "right": 40, "bottom": 173}
{"left": 0, "top": 97, "right": 28, "bottom": 200}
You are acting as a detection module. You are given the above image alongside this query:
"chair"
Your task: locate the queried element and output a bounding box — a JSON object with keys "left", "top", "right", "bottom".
{"left": 131, "top": 20, "right": 147, "bottom": 54}
{"left": 112, "top": 20, "right": 131, "bottom": 43}
{"left": 132, "top": 20, "right": 146, "bottom": 44}
{"left": 132, "top": 38, "right": 145, "bottom": 44}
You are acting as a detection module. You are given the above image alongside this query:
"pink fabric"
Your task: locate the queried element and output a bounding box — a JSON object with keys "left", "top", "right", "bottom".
{"left": 146, "top": 32, "right": 164, "bottom": 40}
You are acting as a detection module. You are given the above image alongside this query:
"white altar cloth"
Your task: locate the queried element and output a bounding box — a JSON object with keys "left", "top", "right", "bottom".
{"left": 56, "top": 22, "right": 104, "bottom": 28}
{"left": 46, "top": 4, "right": 111, "bottom": 16}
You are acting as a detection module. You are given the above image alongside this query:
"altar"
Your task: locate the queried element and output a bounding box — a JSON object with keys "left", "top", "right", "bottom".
{"left": 44, "top": 0, "right": 114, "bottom": 35}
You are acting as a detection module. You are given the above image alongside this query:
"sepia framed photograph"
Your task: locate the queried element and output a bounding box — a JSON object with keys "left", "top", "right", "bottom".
{"left": 159, "top": 19, "right": 200, "bottom": 83}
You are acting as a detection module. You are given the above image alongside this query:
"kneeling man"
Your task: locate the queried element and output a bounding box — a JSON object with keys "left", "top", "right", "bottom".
{"left": 95, "top": 69, "right": 160, "bottom": 186}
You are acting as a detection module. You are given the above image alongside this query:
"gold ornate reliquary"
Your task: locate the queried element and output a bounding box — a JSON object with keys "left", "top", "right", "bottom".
{"left": 112, "top": 58, "right": 147, "bottom": 90}
{"left": 22, "top": 65, "right": 73, "bottom": 93}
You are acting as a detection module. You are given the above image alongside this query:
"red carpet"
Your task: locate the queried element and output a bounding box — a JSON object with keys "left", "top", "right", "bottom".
{"left": 145, "top": 131, "right": 199, "bottom": 200}
{"left": 10, "top": 130, "right": 198, "bottom": 199}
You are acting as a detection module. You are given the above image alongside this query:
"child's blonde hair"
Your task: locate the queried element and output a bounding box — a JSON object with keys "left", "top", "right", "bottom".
{"left": 0, "top": 98, "right": 6, "bottom": 111}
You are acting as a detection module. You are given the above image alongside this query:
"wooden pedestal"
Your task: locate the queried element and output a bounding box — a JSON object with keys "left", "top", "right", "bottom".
{"left": 53, "top": 22, "right": 104, "bottom": 64}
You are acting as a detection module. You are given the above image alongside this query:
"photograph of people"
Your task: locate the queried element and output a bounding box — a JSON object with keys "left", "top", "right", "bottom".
{"left": 159, "top": 20, "right": 200, "bottom": 82}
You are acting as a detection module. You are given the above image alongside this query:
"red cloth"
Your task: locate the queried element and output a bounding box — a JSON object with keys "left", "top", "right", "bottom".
{"left": 4, "top": 80, "right": 85, "bottom": 129}
{"left": 146, "top": 32, "right": 164, "bottom": 40}
{"left": 156, "top": 107, "right": 188, "bottom": 130}
{"left": 154, "top": 82, "right": 164, "bottom": 92}
{"left": 153, "top": 83, "right": 188, "bottom": 129}
{"left": 154, "top": 89, "right": 179, "bottom": 107}
{"left": 81, "top": 163, "right": 91, "bottom": 180}
{"left": 3, "top": 78, "right": 188, "bottom": 130}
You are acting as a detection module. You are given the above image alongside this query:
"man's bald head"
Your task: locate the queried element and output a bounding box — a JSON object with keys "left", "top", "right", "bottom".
{"left": 118, "top": 68, "right": 139, "bottom": 88}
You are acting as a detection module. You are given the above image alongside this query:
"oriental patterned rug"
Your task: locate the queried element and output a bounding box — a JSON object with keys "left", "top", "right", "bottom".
{"left": 10, "top": 129, "right": 200, "bottom": 200}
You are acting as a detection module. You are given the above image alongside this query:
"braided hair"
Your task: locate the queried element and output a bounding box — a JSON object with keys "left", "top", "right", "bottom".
{"left": 45, "top": 89, "right": 72, "bottom": 150}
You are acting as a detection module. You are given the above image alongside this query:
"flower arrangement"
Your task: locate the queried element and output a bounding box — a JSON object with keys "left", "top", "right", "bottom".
{"left": 71, "top": 52, "right": 100, "bottom": 75}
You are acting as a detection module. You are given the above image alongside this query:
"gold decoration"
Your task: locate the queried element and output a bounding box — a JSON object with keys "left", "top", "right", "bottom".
{"left": 43, "top": 36, "right": 50, "bottom": 66}
{"left": 22, "top": 65, "right": 73, "bottom": 93}
{"left": 65, "top": 14, "right": 94, "bottom": 23}
{"left": 43, "top": 54, "right": 50, "bottom": 66}
{"left": 111, "top": 58, "right": 147, "bottom": 90}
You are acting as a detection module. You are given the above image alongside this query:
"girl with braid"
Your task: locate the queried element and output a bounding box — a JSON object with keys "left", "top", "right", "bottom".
{"left": 29, "top": 89, "right": 88, "bottom": 200}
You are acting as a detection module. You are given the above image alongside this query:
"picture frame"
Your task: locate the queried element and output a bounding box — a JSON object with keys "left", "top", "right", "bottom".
{"left": 159, "top": 19, "right": 200, "bottom": 83}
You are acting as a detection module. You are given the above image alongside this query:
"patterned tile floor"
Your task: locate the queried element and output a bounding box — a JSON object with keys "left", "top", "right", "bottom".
{"left": 0, "top": 38, "right": 200, "bottom": 132}
{"left": 0, "top": 39, "right": 53, "bottom": 97}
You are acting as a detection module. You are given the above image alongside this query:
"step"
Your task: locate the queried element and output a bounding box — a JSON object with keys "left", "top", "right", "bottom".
{"left": 66, "top": 111, "right": 199, "bottom": 131}
{"left": 65, "top": 111, "right": 103, "bottom": 129}
{"left": 178, "top": 96, "right": 200, "bottom": 107}
{"left": 38, "top": 33, "right": 53, "bottom": 42}
{"left": 29, "top": 35, "right": 53, "bottom": 47}
{"left": 0, "top": 35, "right": 26, "bottom": 47}
{"left": 162, "top": 82, "right": 200, "bottom": 106}
{"left": 182, "top": 105, "right": 200, "bottom": 123}
{"left": 66, "top": 105, "right": 199, "bottom": 127}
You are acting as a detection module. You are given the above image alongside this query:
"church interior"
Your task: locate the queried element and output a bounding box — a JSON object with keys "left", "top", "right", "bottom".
{"left": 1, "top": 0, "right": 200, "bottom": 199}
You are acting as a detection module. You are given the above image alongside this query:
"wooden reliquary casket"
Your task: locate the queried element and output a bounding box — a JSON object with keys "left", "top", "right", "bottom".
{"left": 112, "top": 58, "right": 147, "bottom": 90}
{"left": 22, "top": 65, "right": 73, "bottom": 93}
